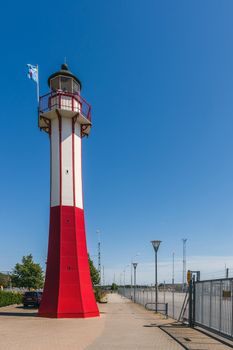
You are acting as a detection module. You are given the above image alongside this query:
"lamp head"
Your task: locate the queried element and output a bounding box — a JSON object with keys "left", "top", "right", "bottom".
{"left": 151, "top": 240, "right": 162, "bottom": 252}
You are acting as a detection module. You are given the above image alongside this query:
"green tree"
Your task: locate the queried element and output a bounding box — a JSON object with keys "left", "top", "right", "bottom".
{"left": 111, "top": 282, "right": 118, "bottom": 291}
{"left": 11, "top": 254, "right": 44, "bottom": 290}
{"left": 0, "top": 272, "right": 10, "bottom": 288}
{"left": 88, "top": 255, "right": 100, "bottom": 286}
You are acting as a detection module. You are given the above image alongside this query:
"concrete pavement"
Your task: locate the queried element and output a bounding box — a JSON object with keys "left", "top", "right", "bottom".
{"left": 87, "top": 293, "right": 182, "bottom": 350}
{"left": 0, "top": 293, "right": 230, "bottom": 350}
{"left": 0, "top": 293, "right": 181, "bottom": 350}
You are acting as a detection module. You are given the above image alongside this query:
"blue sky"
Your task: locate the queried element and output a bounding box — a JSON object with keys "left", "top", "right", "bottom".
{"left": 0, "top": 0, "right": 233, "bottom": 284}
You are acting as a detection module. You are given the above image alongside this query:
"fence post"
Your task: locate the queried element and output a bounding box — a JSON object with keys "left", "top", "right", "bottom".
{"left": 201, "top": 282, "right": 204, "bottom": 324}
{"left": 189, "top": 277, "right": 194, "bottom": 327}
{"left": 163, "top": 281, "right": 166, "bottom": 304}
{"left": 172, "top": 288, "right": 175, "bottom": 319}
{"left": 231, "top": 280, "right": 233, "bottom": 337}
{"left": 193, "top": 279, "right": 196, "bottom": 326}
{"left": 219, "top": 280, "right": 222, "bottom": 332}
{"left": 209, "top": 281, "right": 212, "bottom": 328}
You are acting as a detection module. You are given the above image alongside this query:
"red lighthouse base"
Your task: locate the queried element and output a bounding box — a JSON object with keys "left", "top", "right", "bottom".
{"left": 38, "top": 206, "right": 99, "bottom": 318}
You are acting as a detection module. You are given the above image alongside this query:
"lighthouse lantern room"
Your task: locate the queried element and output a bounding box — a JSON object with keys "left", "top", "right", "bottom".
{"left": 39, "top": 63, "right": 91, "bottom": 136}
{"left": 38, "top": 64, "right": 99, "bottom": 318}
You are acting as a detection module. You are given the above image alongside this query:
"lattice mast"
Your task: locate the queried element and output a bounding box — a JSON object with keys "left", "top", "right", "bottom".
{"left": 182, "top": 238, "right": 187, "bottom": 291}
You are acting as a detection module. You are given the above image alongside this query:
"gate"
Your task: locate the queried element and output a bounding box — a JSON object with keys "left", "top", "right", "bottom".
{"left": 192, "top": 278, "right": 233, "bottom": 338}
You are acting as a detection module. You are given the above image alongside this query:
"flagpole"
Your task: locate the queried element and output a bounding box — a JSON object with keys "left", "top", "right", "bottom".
{"left": 36, "top": 64, "right": 40, "bottom": 106}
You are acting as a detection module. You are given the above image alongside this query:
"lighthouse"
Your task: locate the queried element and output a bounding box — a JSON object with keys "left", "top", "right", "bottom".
{"left": 38, "top": 64, "right": 99, "bottom": 318}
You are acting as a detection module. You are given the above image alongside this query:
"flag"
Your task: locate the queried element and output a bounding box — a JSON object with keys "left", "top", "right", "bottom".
{"left": 27, "top": 64, "right": 38, "bottom": 83}
{"left": 27, "top": 64, "right": 40, "bottom": 103}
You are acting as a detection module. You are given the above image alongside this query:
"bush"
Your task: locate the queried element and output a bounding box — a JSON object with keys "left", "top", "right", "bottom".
{"left": 0, "top": 291, "right": 22, "bottom": 307}
{"left": 94, "top": 286, "right": 101, "bottom": 302}
{"left": 94, "top": 287, "right": 107, "bottom": 302}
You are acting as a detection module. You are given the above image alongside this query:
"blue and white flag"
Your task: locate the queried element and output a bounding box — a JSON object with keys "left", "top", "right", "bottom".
{"left": 27, "top": 64, "right": 38, "bottom": 83}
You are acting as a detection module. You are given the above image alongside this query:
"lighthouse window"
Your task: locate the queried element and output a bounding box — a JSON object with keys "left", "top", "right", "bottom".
{"left": 73, "top": 80, "right": 80, "bottom": 93}
{"left": 60, "top": 76, "right": 72, "bottom": 92}
{"left": 50, "top": 77, "right": 60, "bottom": 91}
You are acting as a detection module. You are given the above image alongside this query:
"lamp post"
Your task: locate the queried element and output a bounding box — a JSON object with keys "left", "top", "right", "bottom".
{"left": 151, "top": 240, "right": 162, "bottom": 312}
{"left": 130, "top": 253, "right": 140, "bottom": 300}
{"left": 132, "top": 263, "right": 138, "bottom": 303}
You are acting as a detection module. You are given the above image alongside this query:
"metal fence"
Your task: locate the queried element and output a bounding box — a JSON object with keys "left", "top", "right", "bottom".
{"left": 194, "top": 278, "right": 233, "bottom": 338}
{"left": 119, "top": 279, "right": 233, "bottom": 340}
{"left": 118, "top": 287, "right": 188, "bottom": 320}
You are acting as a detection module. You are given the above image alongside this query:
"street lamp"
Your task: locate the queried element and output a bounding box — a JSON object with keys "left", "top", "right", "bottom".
{"left": 130, "top": 253, "right": 140, "bottom": 300}
{"left": 151, "top": 240, "right": 162, "bottom": 312}
{"left": 132, "top": 262, "right": 138, "bottom": 303}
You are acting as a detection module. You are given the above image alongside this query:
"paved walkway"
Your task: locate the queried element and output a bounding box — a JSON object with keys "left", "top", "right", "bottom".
{"left": 87, "top": 293, "right": 182, "bottom": 350}
{"left": 0, "top": 293, "right": 231, "bottom": 350}
{"left": 0, "top": 293, "right": 181, "bottom": 350}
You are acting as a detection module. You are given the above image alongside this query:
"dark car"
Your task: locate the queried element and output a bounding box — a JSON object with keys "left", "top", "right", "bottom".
{"left": 23, "top": 291, "right": 42, "bottom": 308}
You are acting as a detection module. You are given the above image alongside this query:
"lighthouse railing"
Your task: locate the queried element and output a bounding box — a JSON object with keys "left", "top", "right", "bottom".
{"left": 39, "top": 91, "right": 91, "bottom": 122}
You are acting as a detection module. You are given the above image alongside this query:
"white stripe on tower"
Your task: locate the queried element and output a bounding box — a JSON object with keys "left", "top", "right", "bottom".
{"left": 50, "top": 116, "right": 83, "bottom": 209}
{"left": 61, "top": 117, "right": 73, "bottom": 206}
{"left": 74, "top": 122, "right": 83, "bottom": 209}
{"left": 51, "top": 117, "right": 60, "bottom": 207}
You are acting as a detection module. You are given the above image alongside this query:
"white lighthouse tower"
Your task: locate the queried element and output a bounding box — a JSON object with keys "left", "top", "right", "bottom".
{"left": 38, "top": 64, "right": 99, "bottom": 318}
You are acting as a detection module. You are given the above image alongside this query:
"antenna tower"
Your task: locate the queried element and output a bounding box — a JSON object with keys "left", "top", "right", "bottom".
{"left": 97, "top": 230, "right": 101, "bottom": 285}
{"left": 182, "top": 238, "right": 187, "bottom": 291}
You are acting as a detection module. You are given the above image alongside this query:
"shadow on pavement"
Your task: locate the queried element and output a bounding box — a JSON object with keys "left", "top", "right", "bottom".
{"left": 0, "top": 306, "right": 38, "bottom": 317}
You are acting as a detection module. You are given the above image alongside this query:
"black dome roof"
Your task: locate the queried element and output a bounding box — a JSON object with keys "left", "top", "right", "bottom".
{"left": 48, "top": 63, "right": 82, "bottom": 89}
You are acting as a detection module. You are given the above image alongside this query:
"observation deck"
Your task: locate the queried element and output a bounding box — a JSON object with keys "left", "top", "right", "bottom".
{"left": 38, "top": 90, "right": 92, "bottom": 137}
